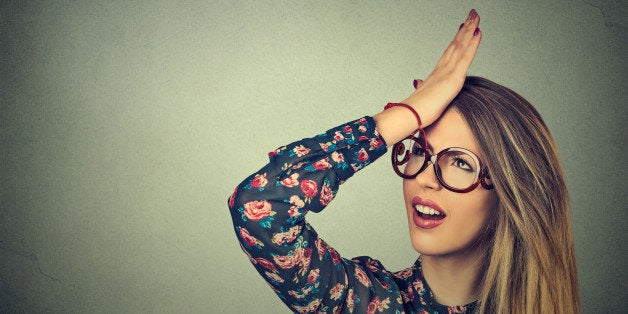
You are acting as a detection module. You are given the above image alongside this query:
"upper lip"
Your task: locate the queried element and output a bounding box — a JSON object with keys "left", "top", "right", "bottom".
{"left": 411, "top": 196, "right": 446, "bottom": 216}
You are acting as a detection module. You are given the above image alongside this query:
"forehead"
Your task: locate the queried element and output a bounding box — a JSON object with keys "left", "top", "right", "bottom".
{"left": 423, "top": 109, "right": 483, "bottom": 158}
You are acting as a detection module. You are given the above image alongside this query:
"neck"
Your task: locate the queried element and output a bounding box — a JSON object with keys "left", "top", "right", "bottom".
{"left": 420, "top": 245, "right": 486, "bottom": 306}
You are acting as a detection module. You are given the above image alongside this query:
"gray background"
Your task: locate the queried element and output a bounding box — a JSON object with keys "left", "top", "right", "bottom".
{"left": 1, "top": 1, "right": 626, "bottom": 313}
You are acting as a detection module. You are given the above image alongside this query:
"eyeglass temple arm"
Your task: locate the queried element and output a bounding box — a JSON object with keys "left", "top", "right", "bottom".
{"left": 480, "top": 168, "right": 494, "bottom": 189}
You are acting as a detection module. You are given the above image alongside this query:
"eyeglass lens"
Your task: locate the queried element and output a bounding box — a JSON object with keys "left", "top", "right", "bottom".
{"left": 401, "top": 138, "right": 480, "bottom": 190}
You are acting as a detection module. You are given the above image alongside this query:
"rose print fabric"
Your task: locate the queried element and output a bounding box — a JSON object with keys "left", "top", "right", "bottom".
{"left": 228, "top": 116, "right": 477, "bottom": 313}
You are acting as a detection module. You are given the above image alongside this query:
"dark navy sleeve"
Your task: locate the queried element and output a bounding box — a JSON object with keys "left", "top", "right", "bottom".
{"left": 227, "top": 116, "right": 407, "bottom": 313}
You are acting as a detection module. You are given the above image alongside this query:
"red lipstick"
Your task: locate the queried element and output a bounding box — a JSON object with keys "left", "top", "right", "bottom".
{"left": 411, "top": 196, "right": 446, "bottom": 229}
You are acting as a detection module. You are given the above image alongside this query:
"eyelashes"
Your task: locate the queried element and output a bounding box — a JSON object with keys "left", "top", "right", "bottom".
{"left": 450, "top": 156, "right": 474, "bottom": 172}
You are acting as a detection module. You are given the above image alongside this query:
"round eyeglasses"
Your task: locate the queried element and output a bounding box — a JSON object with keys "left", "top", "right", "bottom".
{"left": 391, "top": 132, "right": 494, "bottom": 193}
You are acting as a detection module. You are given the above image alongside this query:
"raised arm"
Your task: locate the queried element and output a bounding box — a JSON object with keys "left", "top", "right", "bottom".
{"left": 228, "top": 9, "right": 483, "bottom": 313}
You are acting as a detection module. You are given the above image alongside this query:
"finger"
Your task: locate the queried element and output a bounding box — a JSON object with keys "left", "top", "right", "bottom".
{"left": 437, "top": 10, "right": 481, "bottom": 67}
{"left": 439, "top": 10, "right": 482, "bottom": 67}
{"left": 459, "top": 28, "right": 482, "bottom": 66}
{"left": 452, "top": 10, "right": 481, "bottom": 48}
{"left": 458, "top": 9, "right": 480, "bottom": 36}
{"left": 458, "top": 11, "right": 483, "bottom": 65}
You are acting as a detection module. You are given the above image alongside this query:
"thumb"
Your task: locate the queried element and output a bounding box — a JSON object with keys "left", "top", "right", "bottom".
{"left": 413, "top": 79, "right": 424, "bottom": 89}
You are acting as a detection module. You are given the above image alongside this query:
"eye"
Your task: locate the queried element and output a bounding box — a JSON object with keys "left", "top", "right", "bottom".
{"left": 411, "top": 143, "right": 426, "bottom": 157}
{"left": 452, "top": 156, "right": 474, "bottom": 171}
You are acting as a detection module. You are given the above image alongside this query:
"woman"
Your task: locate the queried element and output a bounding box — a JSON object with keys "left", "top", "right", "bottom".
{"left": 228, "top": 9, "right": 579, "bottom": 313}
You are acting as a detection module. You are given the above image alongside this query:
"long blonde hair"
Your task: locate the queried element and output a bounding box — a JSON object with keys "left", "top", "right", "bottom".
{"left": 450, "top": 77, "right": 579, "bottom": 313}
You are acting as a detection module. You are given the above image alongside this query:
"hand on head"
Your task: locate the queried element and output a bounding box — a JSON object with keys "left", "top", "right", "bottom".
{"left": 374, "top": 9, "right": 482, "bottom": 146}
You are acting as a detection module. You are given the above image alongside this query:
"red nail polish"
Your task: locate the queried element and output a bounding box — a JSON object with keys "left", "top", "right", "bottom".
{"left": 459, "top": 23, "right": 464, "bottom": 30}
{"left": 413, "top": 79, "right": 418, "bottom": 89}
{"left": 474, "top": 28, "right": 480, "bottom": 36}
{"left": 468, "top": 9, "right": 476, "bottom": 20}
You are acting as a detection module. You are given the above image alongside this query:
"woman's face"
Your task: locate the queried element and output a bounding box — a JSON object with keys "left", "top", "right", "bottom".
{"left": 403, "top": 108, "right": 498, "bottom": 258}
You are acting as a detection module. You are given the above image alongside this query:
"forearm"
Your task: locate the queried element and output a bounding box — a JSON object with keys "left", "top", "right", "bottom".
{"left": 227, "top": 116, "right": 388, "bottom": 311}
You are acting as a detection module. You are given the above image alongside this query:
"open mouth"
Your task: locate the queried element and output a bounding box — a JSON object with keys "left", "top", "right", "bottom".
{"left": 411, "top": 196, "right": 447, "bottom": 229}
{"left": 414, "top": 204, "right": 445, "bottom": 220}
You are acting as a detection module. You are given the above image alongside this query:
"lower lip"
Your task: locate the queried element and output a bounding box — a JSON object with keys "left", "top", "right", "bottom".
{"left": 412, "top": 209, "right": 445, "bottom": 229}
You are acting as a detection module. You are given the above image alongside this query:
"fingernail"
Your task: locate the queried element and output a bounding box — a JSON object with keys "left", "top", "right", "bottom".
{"left": 468, "top": 9, "right": 476, "bottom": 20}
{"left": 413, "top": 79, "right": 418, "bottom": 89}
{"left": 474, "top": 27, "right": 480, "bottom": 36}
{"left": 459, "top": 23, "right": 464, "bottom": 30}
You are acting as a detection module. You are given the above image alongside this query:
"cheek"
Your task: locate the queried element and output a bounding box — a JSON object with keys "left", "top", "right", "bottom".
{"left": 446, "top": 189, "right": 498, "bottom": 227}
{"left": 482, "top": 191, "right": 499, "bottom": 216}
{"left": 402, "top": 180, "right": 412, "bottom": 202}
{"left": 459, "top": 191, "right": 498, "bottom": 227}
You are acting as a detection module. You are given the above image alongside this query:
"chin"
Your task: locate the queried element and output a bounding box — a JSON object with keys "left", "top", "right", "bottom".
{"left": 409, "top": 235, "right": 447, "bottom": 256}
{"left": 411, "top": 243, "right": 444, "bottom": 257}
{"left": 409, "top": 232, "right": 486, "bottom": 258}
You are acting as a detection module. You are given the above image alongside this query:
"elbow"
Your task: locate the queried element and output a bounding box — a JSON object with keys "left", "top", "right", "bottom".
{"left": 227, "top": 185, "right": 239, "bottom": 210}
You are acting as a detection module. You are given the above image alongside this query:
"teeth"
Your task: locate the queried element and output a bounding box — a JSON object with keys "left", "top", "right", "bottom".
{"left": 414, "top": 204, "right": 443, "bottom": 216}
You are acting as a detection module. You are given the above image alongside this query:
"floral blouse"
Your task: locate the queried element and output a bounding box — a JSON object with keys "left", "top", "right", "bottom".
{"left": 228, "top": 116, "right": 477, "bottom": 313}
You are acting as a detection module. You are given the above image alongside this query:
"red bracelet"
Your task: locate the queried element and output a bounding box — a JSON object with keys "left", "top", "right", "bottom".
{"left": 384, "top": 102, "right": 423, "bottom": 132}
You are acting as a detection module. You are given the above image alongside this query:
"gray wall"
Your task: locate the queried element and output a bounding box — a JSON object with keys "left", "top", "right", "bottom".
{"left": 1, "top": 1, "right": 625, "bottom": 313}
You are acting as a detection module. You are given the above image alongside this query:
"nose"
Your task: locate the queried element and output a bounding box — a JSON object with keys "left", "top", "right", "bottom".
{"left": 415, "top": 159, "right": 441, "bottom": 190}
